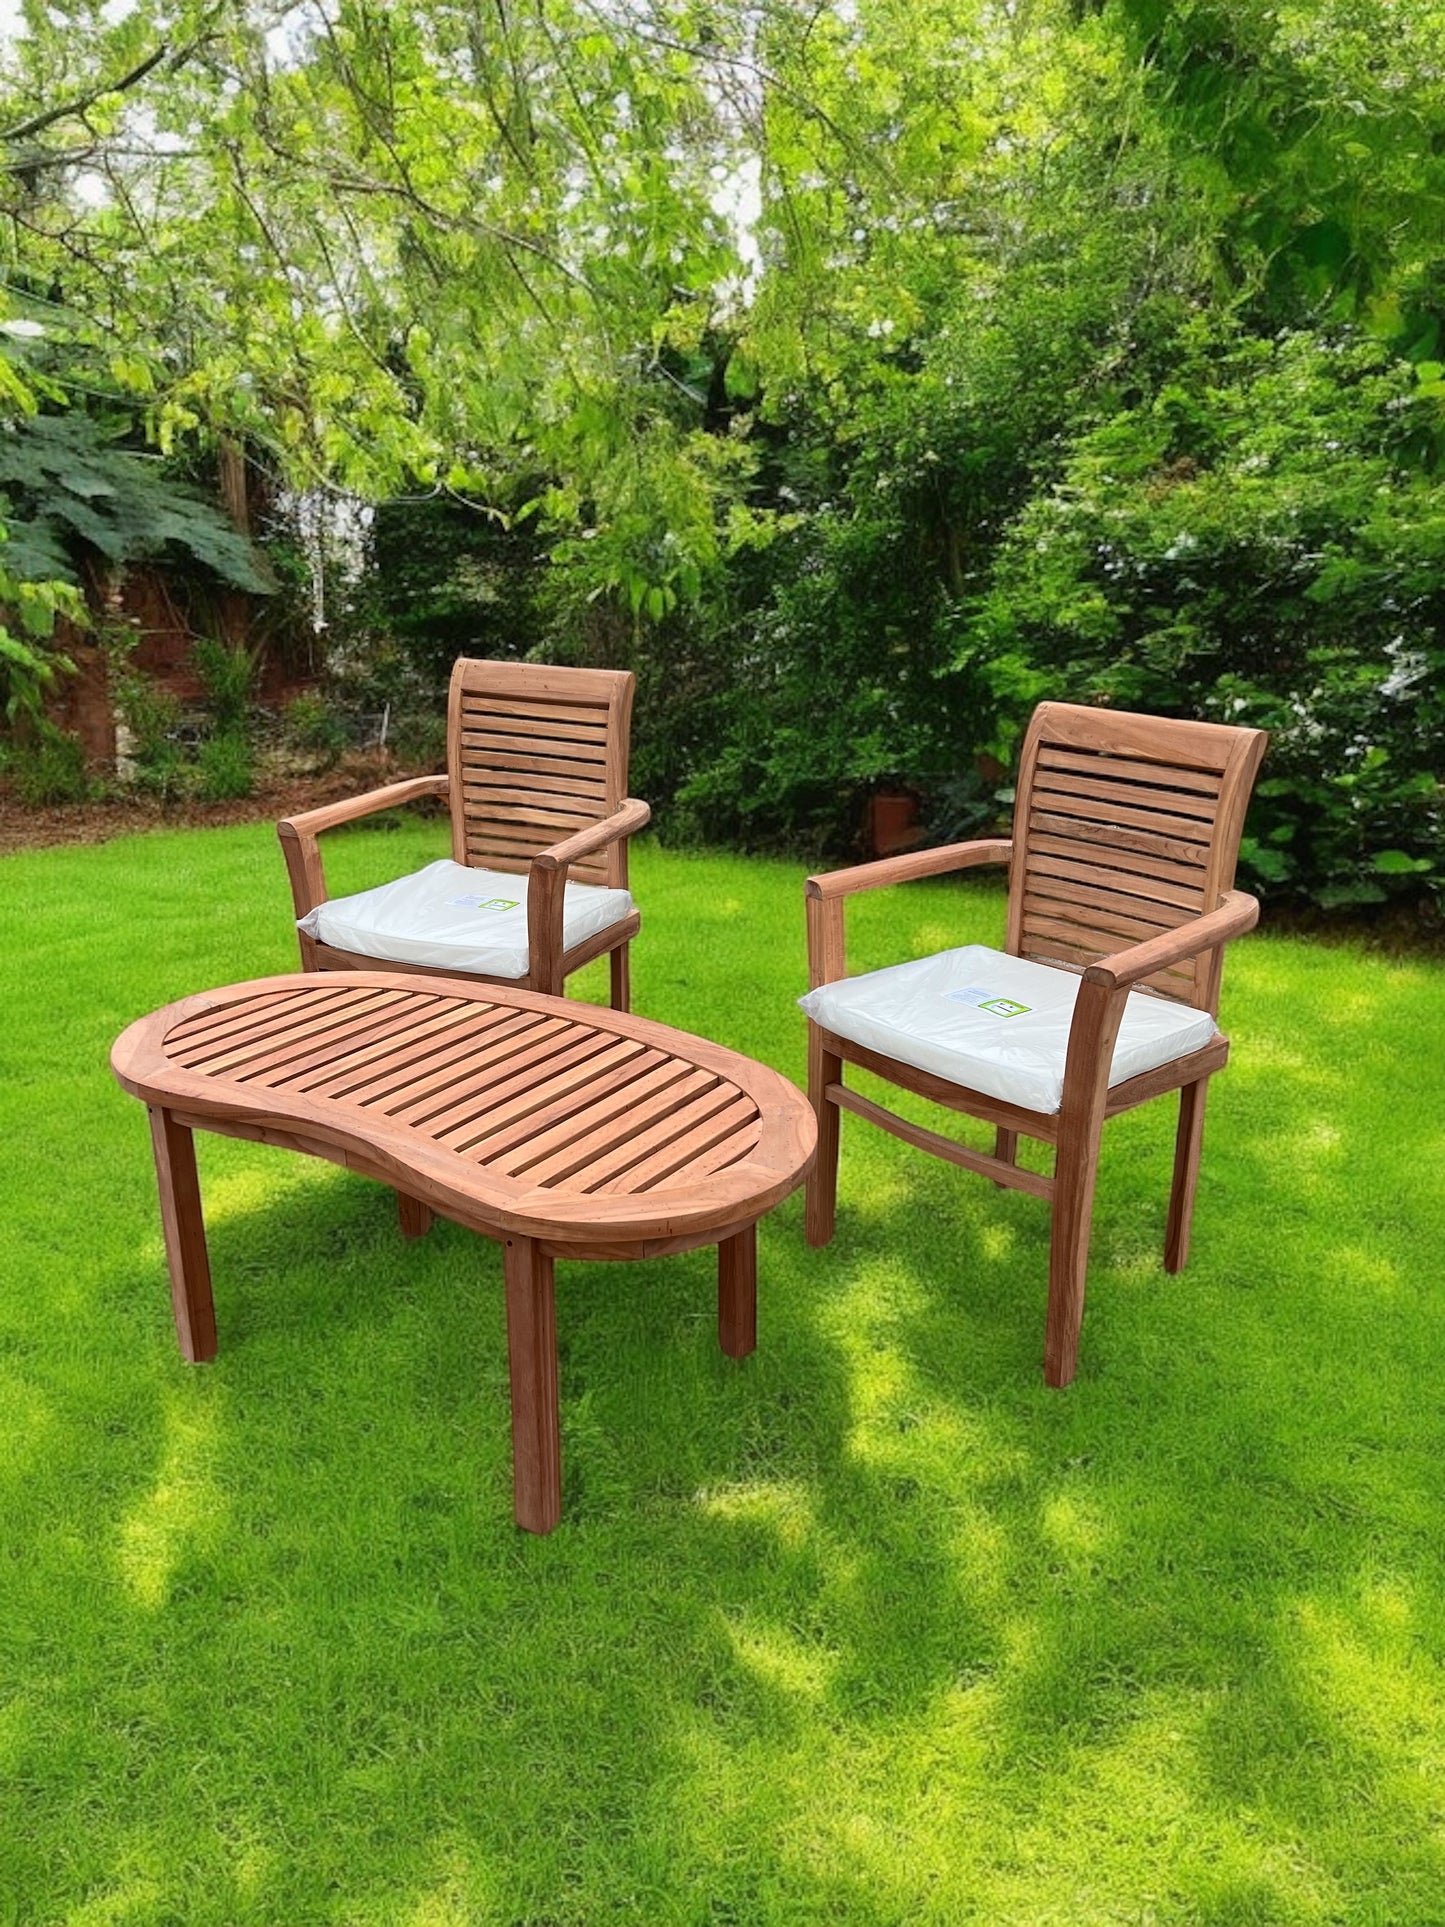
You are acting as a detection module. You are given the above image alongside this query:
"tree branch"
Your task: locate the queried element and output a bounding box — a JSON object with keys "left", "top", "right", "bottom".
{"left": 0, "top": 45, "right": 171, "bottom": 145}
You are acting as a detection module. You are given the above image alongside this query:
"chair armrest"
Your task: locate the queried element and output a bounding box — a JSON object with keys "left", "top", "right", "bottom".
{"left": 525, "top": 800, "right": 650, "bottom": 996}
{"left": 529, "top": 798, "right": 652, "bottom": 873}
{"left": 805, "top": 837, "right": 1013, "bottom": 902}
{"left": 1055, "top": 890, "right": 1259, "bottom": 1138}
{"left": 803, "top": 838, "right": 1012, "bottom": 991}
{"left": 278, "top": 773, "right": 450, "bottom": 843}
{"left": 1082, "top": 890, "right": 1260, "bottom": 992}
{"left": 276, "top": 774, "right": 450, "bottom": 920}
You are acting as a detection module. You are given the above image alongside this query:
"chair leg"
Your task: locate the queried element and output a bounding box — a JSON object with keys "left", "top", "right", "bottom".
{"left": 298, "top": 930, "right": 322, "bottom": 973}
{"left": 805, "top": 1027, "right": 841, "bottom": 1248}
{"left": 993, "top": 1126, "right": 1018, "bottom": 1187}
{"left": 1164, "top": 1077, "right": 1209, "bottom": 1275}
{"left": 1045, "top": 1121, "right": 1105, "bottom": 1389}
{"left": 610, "top": 942, "right": 630, "bottom": 1012}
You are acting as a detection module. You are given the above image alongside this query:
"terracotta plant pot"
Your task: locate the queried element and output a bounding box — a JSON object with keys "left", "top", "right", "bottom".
{"left": 868, "top": 790, "right": 922, "bottom": 857}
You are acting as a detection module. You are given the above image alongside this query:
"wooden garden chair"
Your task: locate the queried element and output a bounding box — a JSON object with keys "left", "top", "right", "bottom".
{"left": 800, "top": 702, "right": 1267, "bottom": 1386}
{"left": 278, "top": 659, "right": 648, "bottom": 1008}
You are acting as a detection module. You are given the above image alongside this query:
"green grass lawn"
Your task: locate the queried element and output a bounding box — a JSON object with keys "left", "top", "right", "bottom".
{"left": 3, "top": 816, "right": 1444, "bottom": 1926}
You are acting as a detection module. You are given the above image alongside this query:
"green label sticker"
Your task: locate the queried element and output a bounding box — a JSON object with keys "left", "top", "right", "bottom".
{"left": 449, "top": 893, "right": 521, "bottom": 911}
{"left": 945, "top": 986, "right": 1032, "bottom": 1017}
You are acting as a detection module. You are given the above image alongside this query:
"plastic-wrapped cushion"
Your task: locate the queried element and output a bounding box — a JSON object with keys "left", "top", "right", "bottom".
{"left": 798, "top": 943, "right": 1216, "bottom": 1115}
{"left": 298, "top": 859, "right": 634, "bottom": 979}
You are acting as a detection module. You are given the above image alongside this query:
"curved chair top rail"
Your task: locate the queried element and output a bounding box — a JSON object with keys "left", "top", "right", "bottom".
{"left": 1007, "top": 701, "right": 1268, "bottom": 1011}
{"left": 112, "top": 975, "right": 815, "bottom": 1245}
{"left": 446, "top": 658, "right": 636, "bottom": 888}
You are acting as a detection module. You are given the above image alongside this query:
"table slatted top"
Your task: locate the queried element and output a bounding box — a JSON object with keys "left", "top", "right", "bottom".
{"left": 113, "top": 975, "right": 815, "bottom": 1244}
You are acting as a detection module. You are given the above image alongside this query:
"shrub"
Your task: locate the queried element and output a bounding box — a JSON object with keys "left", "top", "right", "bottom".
{"left": 9, "top": 723, "right": 90, "bottom": 805}
{"left": 968, "top": 327, "right": 1444, "bottom": 911}
{"left": 283, "top": 691, "right": 348, "bottom": 767}
{"left": 114, "top": 675, "right": 188, "bottom": 797}
{"left": 193, "top": 637, "right": 260, "bottom": 735}
{"left": 196, "top": 728, "right": 254, "bottom": 801}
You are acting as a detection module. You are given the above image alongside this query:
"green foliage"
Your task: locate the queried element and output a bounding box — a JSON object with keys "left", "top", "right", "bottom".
{"left": 113, "top": 672, "right": 185, "bottom": 797}
{"left": 972, "top": 326, "right": 1444, "bottom": 907}
{"left": 3, "top": 0, "right": 1444, "bottom": 913}
{"left": 195, "top": 727, "right": 254, "bottom": 801}
{"left": 192, "top": 636, "right": 259, "bottom": 736}
{"left": 283, "top": 691, "right": 348, "bottom": 768}
{"left": 346, "top": 494, "right": 547, "bottom": 691}
{"left": 6, "top": 719, "right": 89, "bottom": 804}
{"left": 0, "top": 414, "right": 274, "bottom": 593}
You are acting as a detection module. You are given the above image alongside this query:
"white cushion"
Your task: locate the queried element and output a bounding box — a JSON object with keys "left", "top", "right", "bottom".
{"left": 299, "top": 859, "right": 634, "bottom": 979}
{"left": 798, "top": 943, "right": 1216, "bottom": 1115}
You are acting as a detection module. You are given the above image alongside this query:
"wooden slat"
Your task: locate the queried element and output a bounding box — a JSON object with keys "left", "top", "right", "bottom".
{"left": 376, "top": 1013, "right": 570, "bottom": 1118}
{"left": 435, "top": 1035, "right": 644, "bottom": 1150}
{"left": 165, "top": 987, "right": 304, "bottom": 1048}
{"left": 1030, "top": 781, "right": 1216, "bottom": 842}
{"left": 398, "top": 1024, "right": 611, "bottom": 1134}
{"left": 458, "top": 763, "right": 604, "bottom": 801}
{"left": 287, "top": 1000, "right": 520, "bottom": 1100}
{"left": 1022, "top": 913, "right": 1194, "bottom": 979}
{"left": 546, "top": 1067, "right": 723, "bottom": 1192}
{"left": 172, "top": 988, "right": 414, "bottom": 1075}
{"left": 457, "top": 799, "right": 598, "bottom": 837}
{"left": 462, "top": 828, "right": 552, "bottom": 857}
{"left": 459, "top": 736, "right": 609, "bottom": 777}
{"left": 460, "top": 786, "right": 601, "bottom": 824}
{"left": 1033, "top": 765, "right": 1220, "bottom": 822}
{"left": 450, "top": 1039, "right": 653, "bottom": 1157}
{"left": 626, "top": 1094, "right": 762, "bottom": 1193}
{"left": 466, "top": 705, "right": 612, "bottom": 739}
{"left": 1029, "top": 702, "right": 1244, "bottom": 771}
{"left": 1037, "top": 745, "right": 1222, "bottom": 797}
{"left": 582, "top": 1082, "right": 751, "bottom": 1194}
{"left": 166, "top": 985, "right": 370, "bottom": 1060}
{"left": 491, "top": 1056, "right": 698, "bottom": 1182}
{"left": 460, "top": 694, "right": 610, "bottom": 729}
{"left": 1029, "top": 809, "right": 1211, "bottom": 869}
{"left": 1026, "top": 836, "right": 1208, "bottom": 907}
{"left": 469, "top": 1047, "right": 671, "bottom": 1170}
{"left": 1024, "top": 917, "right": 1194, "bottom": 994}
{"left": 1023, "top": 869, "right": 1187, "bottom": 935}
{"left": 654, "top": 1121, "right": 763, "bottom": 1187}
{"left": 463, "top": 834, "right": 608, "bottom": 878}
{"left": 235, "top": 994, "right": 459, "bottom": 1088}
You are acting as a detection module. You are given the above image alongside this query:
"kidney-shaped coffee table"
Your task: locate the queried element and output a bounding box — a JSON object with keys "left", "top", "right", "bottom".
{"left": 112, "top": 973, "right": 816, "bottom": 1531}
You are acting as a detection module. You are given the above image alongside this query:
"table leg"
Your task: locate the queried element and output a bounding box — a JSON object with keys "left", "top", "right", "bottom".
{"left": 502, "top": 1235, "right": 561, "bottom": 1533}
{"left": 147, "top": 1106, "right": 217, "bottom": 1363}
{"left": 718, "top": 1223, "right": 757, "bottom": 1359}
{"left": 397, "top": 1193, "right": 433, "bottom": 1239}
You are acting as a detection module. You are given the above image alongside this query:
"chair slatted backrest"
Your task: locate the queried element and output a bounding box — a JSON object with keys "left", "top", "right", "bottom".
{"left": 1006, "top": 703, "right": 1267, "bottom": 1012}
{"left": 446, "top": 659, "right": 635, "bottom": 887}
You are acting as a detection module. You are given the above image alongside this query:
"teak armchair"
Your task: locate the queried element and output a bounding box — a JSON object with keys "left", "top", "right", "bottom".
{"left": 278, "top": 658, "right": 648, "bottom": 1008}
{"left": 801, "top": 702, "right": 1267, "bottom": 1387}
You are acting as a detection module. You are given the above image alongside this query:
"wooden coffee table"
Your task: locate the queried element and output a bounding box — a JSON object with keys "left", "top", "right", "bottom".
{"left": 112, "top": 973, "right": 816, "bottom": 1531}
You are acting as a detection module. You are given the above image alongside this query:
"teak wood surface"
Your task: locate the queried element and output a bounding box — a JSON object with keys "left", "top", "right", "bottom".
{"left": 112, "top": 973, "right": 817, "bottom": 1532}
{"left": 804, "top": 701, "right": 1268, "bottom": 1389}
{"left": 277, "top": 659, "right": 648, "bottom": 1009}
